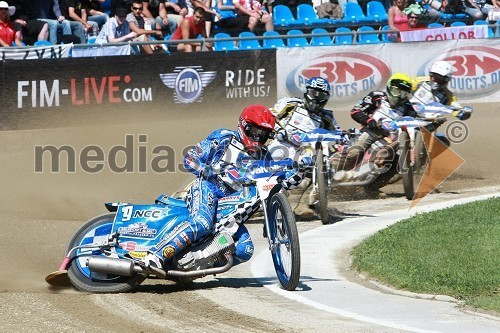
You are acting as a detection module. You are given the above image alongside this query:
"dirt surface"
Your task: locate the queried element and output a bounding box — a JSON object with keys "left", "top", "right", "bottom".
{"left": 1, "top": 103, "right": 499, "bottom": 333}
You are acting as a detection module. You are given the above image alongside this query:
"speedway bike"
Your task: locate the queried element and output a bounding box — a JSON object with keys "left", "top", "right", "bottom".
{"left": 331, "top": 102, "right": 472, "bottom": 200}
{"left": 288, "top": 128, "right": 347, "bottom": 225}
{"left": 46, "top": 141, "right": 303, "bottom": 292}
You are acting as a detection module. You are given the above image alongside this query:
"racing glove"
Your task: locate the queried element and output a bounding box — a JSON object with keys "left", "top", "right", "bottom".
{"left": 366, "top": 118, "right": 379, "bottom": 130}
{"left": 298, "top": 156, "right": 314, "bottom": 171}
{"left": 453, "top": 107, "right": 472, "bottom": 121}
{"left": 201, "top": 165, "right": 217, "bottom": 179}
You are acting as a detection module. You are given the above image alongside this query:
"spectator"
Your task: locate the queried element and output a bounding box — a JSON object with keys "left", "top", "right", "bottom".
{"left": 32, "top": 0, "right": 82, "bottom": 44}
{"left": 190, "top": 0, "right": 221, "bottom": 37}
{"left": 127, "top": 0, "right": 163, "bottom": 53}
{"left": 233, "top": 0, "right": 273, "bottom": 33}
{"left": 388, "top": 0, "right": 408, "bottom": 41}
{"left": 58, "top": 0, "right": 89, "bottom": 42}
{"left": 95, "top": 5, "right": 137, "bottom": 42}
{"left": 406, "top": 0, "right": 441, "bottom": 23}
{"left": 170, "top": 6, "right": 212, "bottom": 51}
{"left": 85, "top": 0, "right": 110, "bottom": 28}
{"left": 442, "top": 0, "right": 482, "bottom": 21}
{"left": 63, "top": 0, "right": 101, "bottom": 39}
{"left": 111, "top": 0, "right": 132, "bottom": 16}
{"left": 162, "top": 0, "right": 188, "bottom": 34}
{"left": 142, "top": 0, "right": 177, "bottom": 35}
{"left": 402, "top": 3, "right": 426, "bottom": 29}
{"left": 468, "top": 0, "right": 496, "bottom": 19}
{"left": 9, "top": 0, "right": 50, "bottom": 45}
{"left": 141, "top": 1, "right": 162, "bottom": 29}
{"left": 0, "top": 1, "right": 22, "bottom": 46}
{"left": 261, "top": 0, "right": 274, "bottom": 14}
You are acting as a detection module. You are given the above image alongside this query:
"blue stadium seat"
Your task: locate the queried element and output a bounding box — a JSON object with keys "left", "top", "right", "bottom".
{"left": 428, "top": 22, "right": 444, "bottom": 28}
{"left": 286, "top": 29, "right": 309, "bottom": 47}
{"left": 262, "top": 30, "right": 286, "bottom": 48}
{"left": 474, "top": 20, "right": 495, "bottom": 38}
{"left": 334, "top": 26, "right": 353, "bottom": 45}
{"left": 357, "top": 25, "right": 381, "bottom": 44}
{"left": 12, "top": 40, "right": 26, "bottom": 46}
{"left": 380, "top": 24, "right": 392, "bottom": 43}
{"left": 296, "top": 4, "right": 327, "bottom": 26}
{"left": 238, "top": 31, "right": 262, "bottom": 49}
{"left": 440, "top": 13, "right": 468, "bottom": 23}
{"left": 310, "top": 28, "right": 333, "bottom": 46}
{"left": 450, "top": 21, "right": 466, "bottom": 27}
{"left": 341, "top": 2, "right": 373, "bottom": 25}
{"left": 34, "top": 40, "right": 53, "bottom": 46}
{"left": 213, "top": 33, "right": 239, "bottom": 51}
{"left": 215, "top": 0, "right": 237, "bottom": 19}
{"left": 273, "top": 5, "right": 300, "bottom": 27}
{"left": 366, "top": 1, "right": 388, "bottom": 23}
{"left": 87, "top": 37, "right": 97, "bottom": 44}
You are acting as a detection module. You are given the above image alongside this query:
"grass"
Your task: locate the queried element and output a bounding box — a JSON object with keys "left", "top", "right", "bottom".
{"left": 351, "top": 197, "right": 500, "bottom": 314}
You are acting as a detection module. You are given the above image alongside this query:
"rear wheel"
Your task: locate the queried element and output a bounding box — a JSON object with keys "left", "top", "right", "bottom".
{"left": 413, "top": 131, "right": 429, "bottom": 190}
{"left": 398, "top": 131, "right": 414, "bottom": 200}
{"left": 267, "top": 193, "right": 301, "bottom": 291}
{"left": 315, "top": 153, "right": 329, "bottom": 225}
{"left": 67, "top": 213, "right": 146, "bottom": 293}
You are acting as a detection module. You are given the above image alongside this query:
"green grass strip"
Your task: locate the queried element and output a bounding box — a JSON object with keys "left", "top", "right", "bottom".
{"left": 351, "top": 197, "right": 500, "bottom": 313}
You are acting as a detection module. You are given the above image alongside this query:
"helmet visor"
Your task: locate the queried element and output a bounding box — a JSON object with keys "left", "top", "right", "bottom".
{"left": 306, "top": 88, "right": 329, "bottom": 102}
{"left": 388, "top": 85, "right": 412, "bottom": 100}
{"left": 246, "top": 124, "right": 274, "bottom": 144}
{"left": 430, "top": 73, "right": 450, "bottom": 85}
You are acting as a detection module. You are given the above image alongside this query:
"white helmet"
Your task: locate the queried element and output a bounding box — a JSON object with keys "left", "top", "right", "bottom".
{"left": 429, "top": 61, "right": 453, "bottom": 90}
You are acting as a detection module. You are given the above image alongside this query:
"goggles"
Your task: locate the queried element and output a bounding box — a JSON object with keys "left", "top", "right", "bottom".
{"left": 306, "top": 88, "right": 329, "bottom": 102}
{"left": 388, "top": 86, "right": 412, "bottom": 99}
{"left": 430, "top": 73, "right": 450, "bottom": 85}
{"left": 245, "top": 124, "right": 274, "bottom": 144}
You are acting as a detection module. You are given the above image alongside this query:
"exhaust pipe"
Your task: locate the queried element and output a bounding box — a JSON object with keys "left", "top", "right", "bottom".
{"left": 86, "top": 254, "right": 234, "bottom": 279}
{"left": 87, "top": 256, "right": 142, "bottom": 277}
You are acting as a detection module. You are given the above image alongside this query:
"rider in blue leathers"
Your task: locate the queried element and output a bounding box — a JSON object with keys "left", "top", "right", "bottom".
{"left": 143, "top": 105, "right": 310, "bottom": 268}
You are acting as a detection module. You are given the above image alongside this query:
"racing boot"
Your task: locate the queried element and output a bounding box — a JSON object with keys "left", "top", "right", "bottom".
{"left": 140, "top": 220, "right": 202, "bottom": 270}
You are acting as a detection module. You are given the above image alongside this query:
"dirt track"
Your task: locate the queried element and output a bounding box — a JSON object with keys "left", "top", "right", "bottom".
{"left": 0, "top": 103, "right": 499, "bottom": 332}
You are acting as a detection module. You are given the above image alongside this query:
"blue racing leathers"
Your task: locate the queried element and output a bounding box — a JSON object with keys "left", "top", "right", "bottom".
{"left": 183, "top": 129, "right": 307, "bottom": 264}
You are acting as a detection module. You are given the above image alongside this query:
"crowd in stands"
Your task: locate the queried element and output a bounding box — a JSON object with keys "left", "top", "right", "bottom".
{"left": 0, "top": 0, "right": 498, "bottom": 51}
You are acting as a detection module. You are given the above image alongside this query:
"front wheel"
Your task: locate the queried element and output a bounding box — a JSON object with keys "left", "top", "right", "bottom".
{"left": 67, "top": 213, "right": 146, "bottom": 293}
{"left": 315, "top": 153, "right": 329, "bottom": 225}
{"left": 398, "top": 131, "right": 415, "bottom": 200}
{"left": 267, "top": 193, "right": 301, "bottom": 291}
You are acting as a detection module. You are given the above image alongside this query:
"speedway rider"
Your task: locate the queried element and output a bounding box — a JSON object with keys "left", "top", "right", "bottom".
{"left": 143, "top": 105, "right": 311, "bottom": 269}
{"left": 268, "top": 77, "right": 342, "bottom": 219}
{"left": 411, "top": 60, "right": 472, "bottom": 121}
{"left": 333, "top": 73, "right": 416, "bottom": 181}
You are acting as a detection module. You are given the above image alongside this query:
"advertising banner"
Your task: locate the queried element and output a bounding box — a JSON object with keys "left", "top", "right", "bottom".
{"left": 0, "top": 44, "right": 72, "bottom": 60}
{"left": 400, "top": 25, "right": 488, "bottom": 43}
{"left": 0, "top": 50, "right": 277, "bottom": 130}
{"left": 71, "top": 45, "right": 133, "bottom": 57}
{"left": 277, "top": 38, "right": 500, "bottom": 110}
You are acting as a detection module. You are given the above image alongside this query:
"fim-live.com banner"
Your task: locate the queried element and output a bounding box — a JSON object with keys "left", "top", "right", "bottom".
{"left": 0, "top": 50, "right": 277, "bottom": 130}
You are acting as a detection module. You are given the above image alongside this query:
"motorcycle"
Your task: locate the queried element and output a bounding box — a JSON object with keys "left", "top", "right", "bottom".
{"left": 288, "top": 128, "right": 347, "bottom": 225}
{"left": 45, "top": 145, "right": 302, "bottom": 292}
{"left": 331, "top": 102, "right": 471, "bottom": 200}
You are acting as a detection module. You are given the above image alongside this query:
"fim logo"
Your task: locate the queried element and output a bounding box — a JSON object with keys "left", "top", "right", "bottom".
{"left": 160, "top": 66, "right": 216, "bottom": 103}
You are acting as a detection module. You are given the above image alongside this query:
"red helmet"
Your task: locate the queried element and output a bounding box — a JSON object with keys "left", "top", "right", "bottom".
{"left": 238, "top": 104, "right": 275, "bottom": 152}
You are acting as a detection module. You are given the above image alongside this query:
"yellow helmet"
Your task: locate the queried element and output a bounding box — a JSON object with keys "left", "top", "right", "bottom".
{"left": 386, "top": 73, "right": 413, "bottom": 106}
